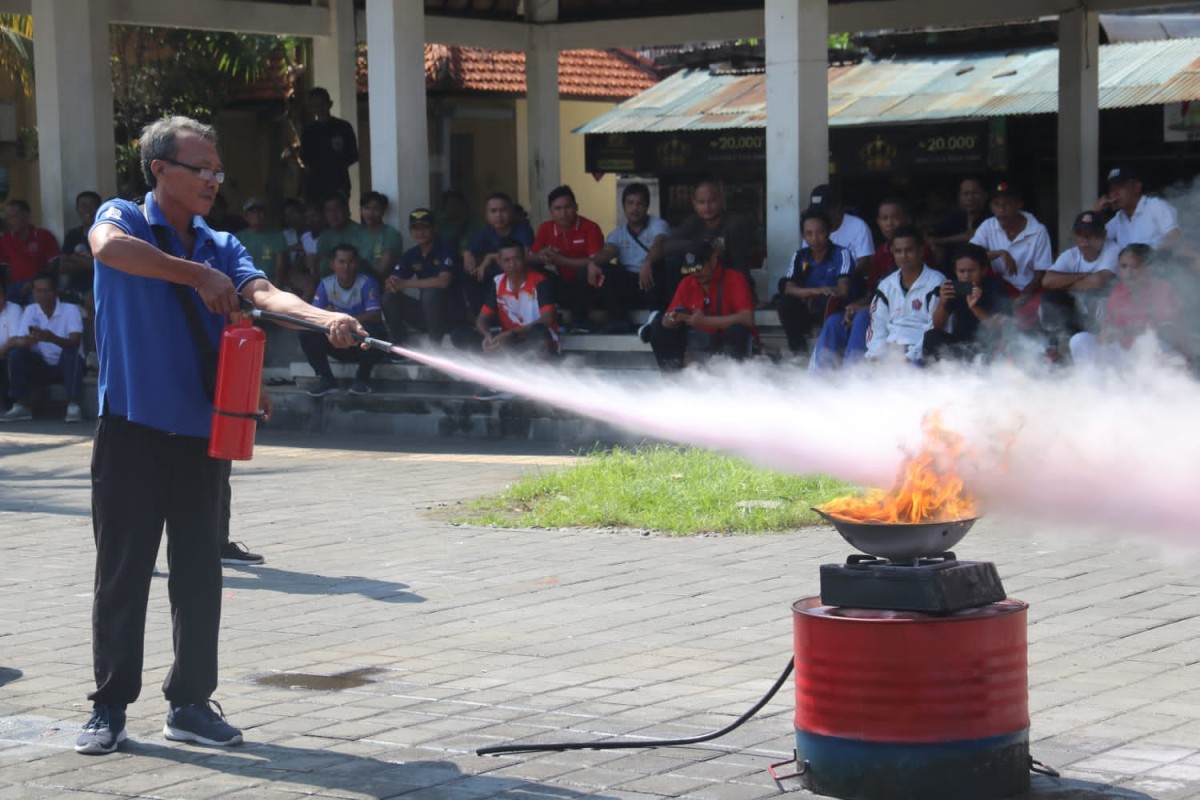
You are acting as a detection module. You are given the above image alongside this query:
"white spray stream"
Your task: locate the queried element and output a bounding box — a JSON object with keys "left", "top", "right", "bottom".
{"left": 386, "top": 337, "right": 1200, "bottom": 543}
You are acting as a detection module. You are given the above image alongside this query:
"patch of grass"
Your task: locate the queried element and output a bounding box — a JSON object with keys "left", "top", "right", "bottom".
{"left": 455, "top": 445, "right": 856, "bottom": 535}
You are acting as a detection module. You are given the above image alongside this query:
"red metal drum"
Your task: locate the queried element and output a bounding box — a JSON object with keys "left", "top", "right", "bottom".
{"left": 792, "top": 597, "right": 1030, "bottom": 800}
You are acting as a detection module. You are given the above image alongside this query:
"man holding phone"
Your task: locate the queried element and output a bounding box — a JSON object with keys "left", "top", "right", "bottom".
{"left": 923, "top": 243, "right": 1012, "bottom": 364}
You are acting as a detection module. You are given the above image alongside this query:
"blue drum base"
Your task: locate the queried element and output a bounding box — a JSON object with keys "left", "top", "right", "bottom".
{"left": 794, "top": 728, "right": 1030, "bottom": 800}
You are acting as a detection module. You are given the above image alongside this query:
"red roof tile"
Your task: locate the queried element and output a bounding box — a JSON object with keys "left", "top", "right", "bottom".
{"left": 414, "top": 45, "right": 660, "bottom": 100}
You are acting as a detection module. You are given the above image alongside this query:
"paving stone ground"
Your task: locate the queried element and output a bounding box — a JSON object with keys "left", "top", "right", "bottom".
{"left": 3, "top": 424, "right": 1200, "bottom": 799}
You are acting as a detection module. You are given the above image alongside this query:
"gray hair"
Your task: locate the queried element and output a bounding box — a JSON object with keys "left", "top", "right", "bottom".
{"left": 139, "top": 116, "right": 217, "bottom": 189}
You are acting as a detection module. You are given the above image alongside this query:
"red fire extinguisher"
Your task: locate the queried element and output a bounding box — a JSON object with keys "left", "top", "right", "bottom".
{"left": 209, "top": 317, "right": 266, "bottom": 460}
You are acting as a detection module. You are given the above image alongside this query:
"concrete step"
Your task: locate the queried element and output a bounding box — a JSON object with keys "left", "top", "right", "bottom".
{"left": 265, "top": 385, "right": 642, "bottom": 445}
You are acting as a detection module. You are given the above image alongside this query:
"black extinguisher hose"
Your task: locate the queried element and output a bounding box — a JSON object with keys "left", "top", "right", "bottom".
{"left": 475, "top": 656, "right": 794, "bottom": 757}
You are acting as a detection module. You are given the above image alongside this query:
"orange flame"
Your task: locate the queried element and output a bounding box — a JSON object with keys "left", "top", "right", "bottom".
{"left": 818, "top": 413, "right": 978, "bottom": 524}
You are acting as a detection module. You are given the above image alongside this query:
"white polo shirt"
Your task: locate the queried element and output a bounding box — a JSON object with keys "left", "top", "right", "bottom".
{"left": 0, "top": 300, "right": 21, "bottom": 351}
{"left": 1050, "top": 239, "right": 1120, "bottom": 276}
{"left": 831, "top": 212, "right": 875, "bottom": 262}
{"left": 18, "top": 299, "right": 83, "bottom": 365}
{"left": 1106, "top": 195, "right": 1180, "bottom": 249}
{"left": 970, "top": 212, "right": 1053, "bottom": 291}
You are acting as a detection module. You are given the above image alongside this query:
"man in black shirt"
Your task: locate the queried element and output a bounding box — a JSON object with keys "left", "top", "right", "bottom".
{"left": 300, "top": 87, "right": 359, "bottom": 206}
{"left": 923, "top": 243, "right": 1012, "bottom": 364}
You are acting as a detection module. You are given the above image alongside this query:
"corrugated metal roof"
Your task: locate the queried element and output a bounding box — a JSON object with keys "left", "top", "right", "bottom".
{"left": 575, "top": 38, "right": 1200, "bottom": 133}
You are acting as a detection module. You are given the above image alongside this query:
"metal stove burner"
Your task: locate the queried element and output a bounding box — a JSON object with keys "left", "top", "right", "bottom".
{"left": 820, "top": 553, "right": 1006, "bottom": 613}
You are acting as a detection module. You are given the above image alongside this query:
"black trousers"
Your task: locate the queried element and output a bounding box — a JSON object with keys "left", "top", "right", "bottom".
{"left": 90, "top": 414, "right": 224, "bottom": 707}
{"left": 599, "top": 266, "right": 658, "bottom": 327}
{"left": 300, "top": 320, "right": 388, "bottom": 381}
{"left": 218, "top": 458, "right": 232, "bottom": 547}
{"left": 381, "top": 288, "right": 451, "bottom": 345}
{"left": 922, "top": 328, "right": 985, "bottom": 364}
{"left": 775, "top": 291, "right": 827, "bottom": 353}
{"left": 649, "top": 316, "right": 753, "bottom": 371}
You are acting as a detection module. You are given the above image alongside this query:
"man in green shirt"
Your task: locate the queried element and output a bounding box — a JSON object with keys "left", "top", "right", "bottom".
{"left": 315, "top": 194, "right": 363, "bottom": 276}
{"left": 235, "top": 198, "right": 287, "bottom": 283}
{"left": 357, "top": 191, "right": 404, "bottom": 280}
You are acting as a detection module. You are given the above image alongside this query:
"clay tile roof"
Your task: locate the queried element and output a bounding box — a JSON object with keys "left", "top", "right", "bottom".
{"left": 413, "top": 45, "right": 660, "bottom": 100}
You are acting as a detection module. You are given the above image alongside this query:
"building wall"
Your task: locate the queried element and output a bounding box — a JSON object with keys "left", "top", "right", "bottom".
{"left": 516, "top": 98, "right": 619, "bottom": 232}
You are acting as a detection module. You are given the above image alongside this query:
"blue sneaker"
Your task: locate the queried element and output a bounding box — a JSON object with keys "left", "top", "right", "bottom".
{"left": 75, "top": 704, "right": 127, "bottom": 755}
{"left": 163, "top": 699, "right": 243, "bottom": 747}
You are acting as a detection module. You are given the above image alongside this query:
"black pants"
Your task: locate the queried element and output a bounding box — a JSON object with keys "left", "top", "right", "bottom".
{"left": 543, "top": 267, "right": 595, "bottom": 326}
{"left": 90, "top": 414, "right": 224, "bottom": 707}
{"left": 1040, "top": 289, "right": 1083, "bottom": 336}
{"left": 300, "top": 320, "right": 387, "bottom": 381}
{"left": 218, "top": 458, "right": 232, "bottom": 548}
{"left": 775, "top": 290, "right": 827, "bottom": 353}
{"left": 649, "top": 316, "right": 753, "bottom": 371}
{"left": 923, "top": 329, "right": 985, "bottom": 364}
{"left": 381, "top": 288, "right": 451, "bottom": 345}
{"left": 599, "top": 266, "right": 656, "bottom": 328}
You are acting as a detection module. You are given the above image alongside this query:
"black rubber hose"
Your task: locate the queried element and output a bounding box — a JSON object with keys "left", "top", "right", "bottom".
{"left": 476, "top": 655, "right": 794, "bottom": 756}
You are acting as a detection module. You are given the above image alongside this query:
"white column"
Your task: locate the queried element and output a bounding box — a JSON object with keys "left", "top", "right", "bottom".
{"left": 1057, "top": 7, "right": 1099, "bottom": 248}
{"left": 525, "top": 27, "right": 560, "bottom": 224}
{"left": 312, "top": 0, "right": 360, "bottom": 212}
{"left": 765, "top": 0, "right": 828, "bottom": 288}
{"left": 32, "top": 0, "right": 115, "bottom": 237}
{"left": 364, "top": 0, "right": 429, "bottom": 228}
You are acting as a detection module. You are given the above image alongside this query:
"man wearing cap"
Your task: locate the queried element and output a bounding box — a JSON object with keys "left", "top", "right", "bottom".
{"left": 1041, "top": 211, "right": 1120, "bottom": 337}
{"left": 382, "top": 208, "right": 456, "bottom": 347}
{"left": 969, "top": 182, "right": 1052, "bottom": 309}
{"left": 1094, "top": 167, "right": 1180, "bottom": 250}
{"left": 808, "top": 183, "right": 874, "bottom": 274}
{"left": 646, "top": 239, "right": 756, "bottom": 371}
{"left": 234, "top": 199, "right": 287, "bottom": 284}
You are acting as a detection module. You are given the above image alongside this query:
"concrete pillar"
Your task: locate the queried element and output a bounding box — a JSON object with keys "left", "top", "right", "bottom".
{"left": 312, "top": 0, "right": 360, "bottom": 214}
{"left": 1057, "top": 7, "right": 1099, "bottom": 248}
{"left": 364, "top": 0, "right": 429, "bottom": 228}
{"left": 32, "top": 0, "right": 116, "bottom": 237}
{"left": 525, "top": 27, "right": 560, "bottom": 224}
{"left": 765, "top": 0, "right": 829, "bottom": 288}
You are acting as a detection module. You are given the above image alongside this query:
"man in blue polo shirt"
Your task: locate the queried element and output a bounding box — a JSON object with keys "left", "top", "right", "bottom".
{"left": 460, "top": 192, "right": 534, "bottom": 317}
{"left": 77, "top": 116, "right": 364, "bottom": 757}
{"left": 382, "top": 208, "right": 456, "bottom": 346}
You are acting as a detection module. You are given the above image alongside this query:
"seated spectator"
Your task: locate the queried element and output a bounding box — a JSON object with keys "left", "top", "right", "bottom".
{"left": 1070, "top": 244, "right": 1182, "bottom": 366}
{"left": 204, "top": 192, "right": 246, "bottom": 234}
{"left": 864, "top": 226, "right": 946, "bottom": 364}
{"left": 462, "top": 193, "right": 534, "bottom": 318}
{"left": 59, "top": 190, "right": 101, "bottom": 303}
{"left": 0, "top": 274, "right": 83, "bottom": 422}
{"left": 775, "top": 207, "right": 853, "bottom": 355}
{"left": 436, "top": 189, "right": 481, "bottom": 252}
{"left": 301, "top": 244, "right": 386, "bottom": 397}
{"left": 590, "top": 182, "right": 670, "bottom": 332}
{"left": 453, "top": 238, "right": 558, "bottom": 362}
{"left": 0, "top": 199, "right": 60, "bottom": 302}
{"left": 0, "top": 282, "right": 21, "bottom": 410}
{"left": 235, "top": 198, "right": 287, "bottom": 284}
{"left": 1040, "top": 211, "right": 1119, "bottom": 339}
{"left": 808, "top": 183, "right": 874, "bottom": 273}
{"left": 278, "top": 198, "right": 318, "bottom": 298}
{"left": 512, "top": 203, "right": 531, "bottom": 229}
{"left": 666, "top": 180, "right": 760, "bottom": 305}
{"left": 931, "top": 177, "right": 990, "bottom": 263}
{"left": 969, "top": 182, "right": 1052, "bottom": 312}
{"left": 1095, "top": 166, "right": 1180, "bottom": 250}
{"left": 530, "top": 185, "right": 605, "bottom": 334}
{"left": 315, "top": 194, "right": 363, "bottom": 276}
{"left": 810, "top": 198, "right": 934, "bottom": 370}
{"left": 923, "top": 243, "right": 1013, "bottom": 364}
{"left": 643, "top": 240, "right": 756, "bottom": 372}
{"left": 358, "top": 191, "right": 404, "bottom": 280}
{"left": 382, "top": 208, "right": 455, "bottom": 346}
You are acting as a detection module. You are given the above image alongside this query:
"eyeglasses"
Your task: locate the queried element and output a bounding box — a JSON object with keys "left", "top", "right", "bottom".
{"left": 160, "top": 158, "right": 225, "bottom": 185}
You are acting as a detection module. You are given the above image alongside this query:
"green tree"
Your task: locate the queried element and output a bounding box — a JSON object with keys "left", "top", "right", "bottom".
{"left": 110, "top": 26, "right": 301, "bottom": 195}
